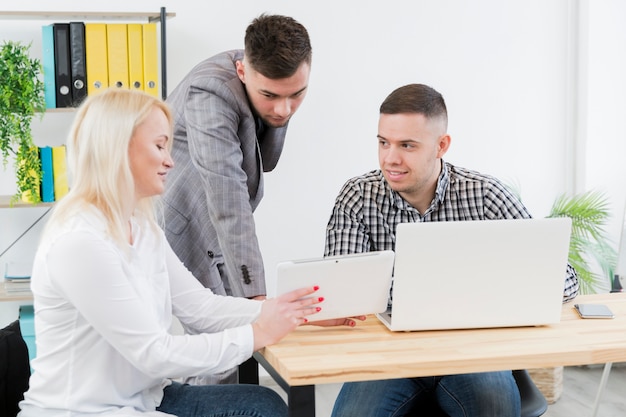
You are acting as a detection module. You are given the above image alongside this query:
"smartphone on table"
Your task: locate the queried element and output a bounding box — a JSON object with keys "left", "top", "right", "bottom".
{"left": 574, "top": 303, "right": 615, "bottom": 319}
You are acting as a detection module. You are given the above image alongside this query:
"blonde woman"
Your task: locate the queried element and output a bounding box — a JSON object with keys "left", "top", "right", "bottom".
{"left": 18, "top": 89, "right": 348, "bottom": 417}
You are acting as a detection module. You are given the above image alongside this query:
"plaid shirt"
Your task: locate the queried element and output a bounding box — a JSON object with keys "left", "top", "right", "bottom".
{"left": 324, "top": 161, "right": 579, "bottom": 302}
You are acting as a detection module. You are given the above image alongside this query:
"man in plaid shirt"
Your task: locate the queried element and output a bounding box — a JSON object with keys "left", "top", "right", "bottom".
{"left": 325, "top": 83, "right": 578, "bottom": 417}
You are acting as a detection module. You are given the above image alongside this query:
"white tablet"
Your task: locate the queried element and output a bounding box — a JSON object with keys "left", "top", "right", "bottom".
{"left": 275, "top": 250, "right": 395, "bottom": 321}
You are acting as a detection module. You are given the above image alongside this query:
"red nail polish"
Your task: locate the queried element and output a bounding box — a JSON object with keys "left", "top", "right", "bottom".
{"left": 313, "top": 285, "right": 320, "bottom": 291}
{"left": 316, "top": 307, "right": 322, "bottom": 312}
{"left": 303, "top": 318, "right": 308, "bottom": 323}
{"left": 318, "top": 297, "right": 324, "bottom": 302}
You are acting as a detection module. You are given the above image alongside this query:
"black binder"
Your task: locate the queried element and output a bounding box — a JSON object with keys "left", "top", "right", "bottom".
{"left": 53, "top": 23, "right": 72, "bottom": 108}
{"left": 69, "top": 22, "right": 87, "bottom": 106}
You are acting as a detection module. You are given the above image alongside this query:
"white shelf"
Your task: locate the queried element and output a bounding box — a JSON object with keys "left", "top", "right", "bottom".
{"left": 0, "top": 195, "right": 54, "bottom": 208}
{"left": 0, "top": 11, "right": 176, "bottom": 22}
{"left": 0, "top": 7, "right": 174, "bottom": 208}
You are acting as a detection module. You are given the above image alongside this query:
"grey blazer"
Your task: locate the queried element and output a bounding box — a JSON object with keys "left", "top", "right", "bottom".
{"left": 162, "top": 50, "right": 287, "bottom": 297}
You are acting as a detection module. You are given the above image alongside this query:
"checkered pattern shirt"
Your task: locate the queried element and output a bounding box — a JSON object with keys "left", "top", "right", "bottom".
{"left": 324, "top": 161, "right": 579, "bottom": 302}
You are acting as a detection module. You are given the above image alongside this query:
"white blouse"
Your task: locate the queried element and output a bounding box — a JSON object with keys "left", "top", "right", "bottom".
{"left": 19, "top": 209, "right": 261, "bottom": 416}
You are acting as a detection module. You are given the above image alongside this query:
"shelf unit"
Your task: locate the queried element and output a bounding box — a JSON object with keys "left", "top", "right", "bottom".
{"left": 0, "top": 8, "right": 176, "bottom": 263}
{"left": 0, "top": 7, "right": 175, "bottom": 204}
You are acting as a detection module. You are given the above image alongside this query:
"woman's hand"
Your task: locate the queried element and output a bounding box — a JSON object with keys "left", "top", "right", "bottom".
{"left": 252, "top": 285, "right": 322, "bottom": 351}
{"left": 306, "top": 315, "right": 367, "bottom": 328}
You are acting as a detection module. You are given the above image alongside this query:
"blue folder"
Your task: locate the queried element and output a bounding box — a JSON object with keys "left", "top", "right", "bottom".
{"left": 41, "top": 25, "right": 56, "bottom": 109}
{"left": 39, "top": 146, "right": 54, "bottom": 202}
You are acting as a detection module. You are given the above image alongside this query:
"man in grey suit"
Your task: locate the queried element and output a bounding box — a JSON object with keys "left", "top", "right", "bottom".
{"left": 162, "top": 14, "right": 311, "bottom": 384}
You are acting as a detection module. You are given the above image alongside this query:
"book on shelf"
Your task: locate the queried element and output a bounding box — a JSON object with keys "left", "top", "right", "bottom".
{"left": 52, "top": 145, "right": 69, "bottom": 200}
{"left": 85, "top": 23, "right": 109, "bottom": 95}
{"left": 39, "top": 146, "right": 55, "bottom": 202}
{"left": 53, "top": 23, "right": 73, "bottom": 108}
{"left": 3, "top": 280, "right": 31, "bottom": 292}
{"left": 142, "top": 23, "right": 159, "bottom": 97}
{"left": 4, "top": 262, "right": 32, "bottom": 294}
{"left": 4, "top": 261, "right": 32, "bottom": 280}
{"left": 41, "top": 24, "right": 57, "bottom": 108}
{"left": 127, "top": 23, "right": 144, "bottom": 92}
{"left": 106, "top": 23, "right": 129, "bottom": 89}
{"left": 69, "top": 21, "right": 88, "bottom": 106}
{"left": 3, "top": 282, "right": 32, "bottom": 295}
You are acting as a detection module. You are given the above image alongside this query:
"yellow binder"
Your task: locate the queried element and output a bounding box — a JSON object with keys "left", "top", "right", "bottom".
{"left": 85, "top": 23, "right": 109, "bottom": 96}
{"left": 52, "top": 145, "right": 69, "bottom": 201}
{"left": 142, "top": 23, "right": 159, "bottom": 97}
{"left": 106, "top": 24, "right": 129, "bottom": 89}
{"left": 127, "top": 23, "right": 144, "bottom": 92}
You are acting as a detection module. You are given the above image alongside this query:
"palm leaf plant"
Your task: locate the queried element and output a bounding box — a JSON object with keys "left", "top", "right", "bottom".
{"left": 547, "top": 190, "right": 617, "bottom": 294}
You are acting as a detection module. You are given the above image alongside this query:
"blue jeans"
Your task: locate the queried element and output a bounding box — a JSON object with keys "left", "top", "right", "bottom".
{"left": 331, "top": 371, "right": 520, "bottom": 417}
{"left": 157, "top": 381, "right": 287, "bottom": 417}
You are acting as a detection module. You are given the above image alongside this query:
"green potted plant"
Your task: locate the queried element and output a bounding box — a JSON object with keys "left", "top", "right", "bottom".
{"left": 0, "top": 40, "right": 46, "bottom": 204}
{"left": 547, "top": 190, "right": 617, "bottom": 294}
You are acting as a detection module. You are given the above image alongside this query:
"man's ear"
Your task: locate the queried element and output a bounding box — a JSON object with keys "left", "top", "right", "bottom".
{"left": 437, "top": 134, "right": 451, "bottom": 158}
{"left": 236, "top": 60, "right": 246, "bottom": 83}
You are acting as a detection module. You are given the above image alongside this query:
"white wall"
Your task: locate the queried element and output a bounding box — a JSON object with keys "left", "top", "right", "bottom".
{"left": 584, "top": 0, "right": 626, "bottom": 272}
{"left": 2, "top": 0, "right": 626, "bottom": 326}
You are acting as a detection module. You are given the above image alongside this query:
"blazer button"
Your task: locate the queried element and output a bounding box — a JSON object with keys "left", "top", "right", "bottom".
{"left": 207, "top": 251, "right": 214, "bottom": 258}
{"left": 241, "top": 265, "right": 252, "bottom": 284}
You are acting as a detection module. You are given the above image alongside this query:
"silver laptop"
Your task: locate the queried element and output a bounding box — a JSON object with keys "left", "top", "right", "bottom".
{"left": 275, "top": 250, "right": 394, "bottom": 321}
{"left": 377, "top": 218, "right": 572, "bottom": 331}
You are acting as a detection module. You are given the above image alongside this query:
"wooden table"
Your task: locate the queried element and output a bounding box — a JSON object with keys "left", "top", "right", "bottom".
{"left": 250, "top": 293, "right": 626, "bottom": 417}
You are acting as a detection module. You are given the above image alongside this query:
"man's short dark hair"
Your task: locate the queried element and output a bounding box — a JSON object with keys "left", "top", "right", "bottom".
{"left": 380, "top": 84, "right": 448, "bottom": 127}
{"left": 244, "top": 14, "right": 312, "bottom": 79}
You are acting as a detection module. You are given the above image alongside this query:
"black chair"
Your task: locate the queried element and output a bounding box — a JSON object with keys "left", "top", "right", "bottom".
{"left": 0, "top": 320, "right": 31, "bottom": 417}
{"left": 514, "top": 369, "right": 548, "bottom": 417}
{"left": 418, "top": 369, "right": 548, "bottom": 417}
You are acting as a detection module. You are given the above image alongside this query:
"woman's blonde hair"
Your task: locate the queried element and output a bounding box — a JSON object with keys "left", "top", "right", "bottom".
{"left": 44, "top": 88, "right": 173, "bottom": 247}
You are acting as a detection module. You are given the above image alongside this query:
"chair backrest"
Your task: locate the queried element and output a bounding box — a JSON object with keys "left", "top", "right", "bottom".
{"left": 0, "top": 320, "right": 31, "bottom": 417}
{"left": 514, "top": 369, "right": 548, "bottom": 417}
